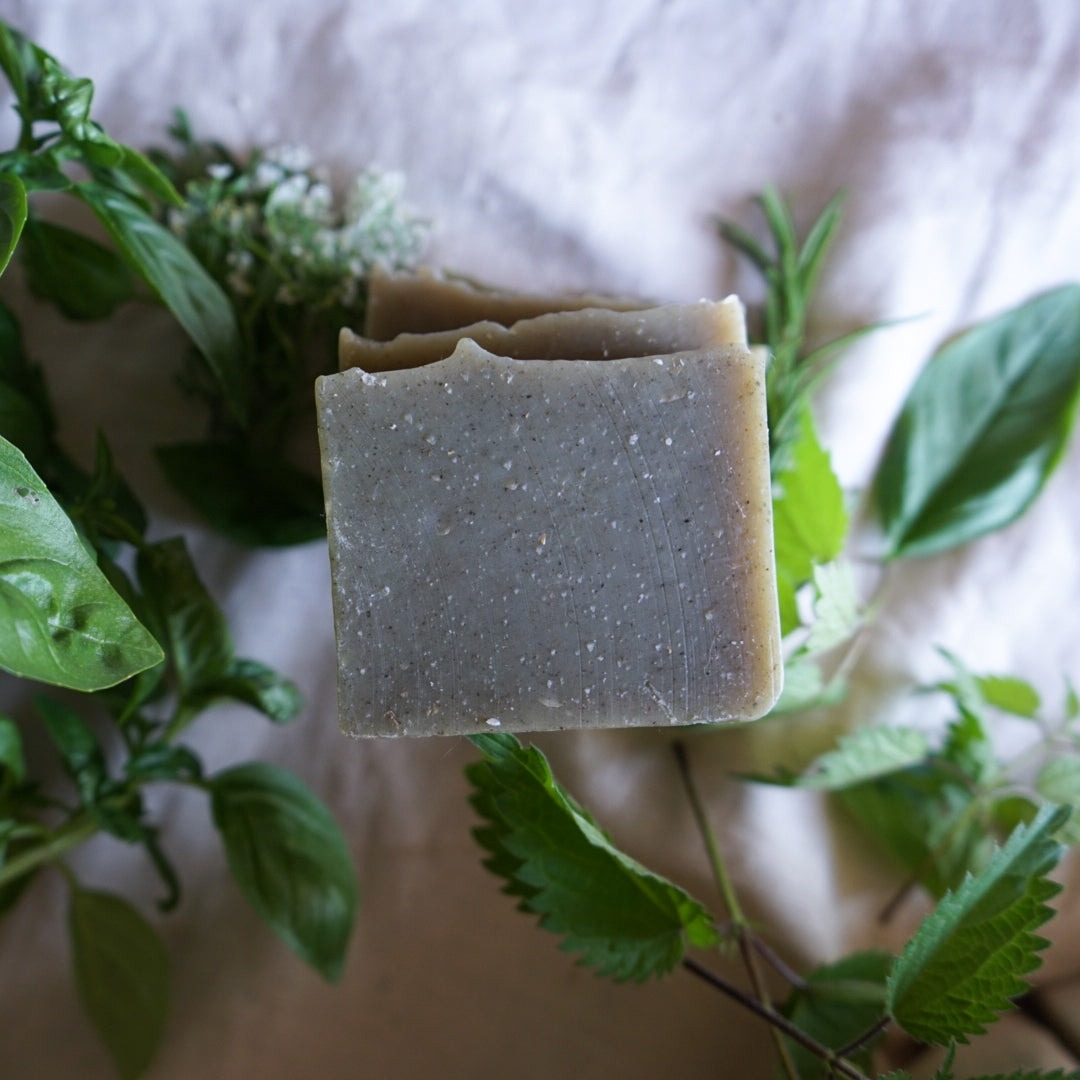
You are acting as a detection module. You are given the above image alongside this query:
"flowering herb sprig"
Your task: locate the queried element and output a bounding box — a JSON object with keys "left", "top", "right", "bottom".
{"left": 151, "top": 111, "right": 429, "bottom": 545}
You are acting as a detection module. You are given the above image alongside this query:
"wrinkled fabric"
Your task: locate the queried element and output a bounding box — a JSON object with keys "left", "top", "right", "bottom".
{"left": 2, "top": 2, "right": 1080, "bottom": 1077}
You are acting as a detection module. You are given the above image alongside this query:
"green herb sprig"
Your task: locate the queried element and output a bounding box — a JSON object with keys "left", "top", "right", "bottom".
{"left": 148, "top": 111, "right": 429, "bottom": 546}
{"left": 466, "top": 189, "right": 1080, "bottom": 1080}
{"left": 0, "top": 21, "right": 358, "bottom": 1079}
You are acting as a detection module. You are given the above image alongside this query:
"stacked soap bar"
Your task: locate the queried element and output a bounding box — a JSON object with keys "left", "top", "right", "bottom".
{"left": 316, "top": 271, "right": 781, "bottom": 737}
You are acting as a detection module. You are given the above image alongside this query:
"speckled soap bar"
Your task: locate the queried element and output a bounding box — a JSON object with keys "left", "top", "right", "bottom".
{"left": 316, "top": 299, "right": 781, "bottom": 737}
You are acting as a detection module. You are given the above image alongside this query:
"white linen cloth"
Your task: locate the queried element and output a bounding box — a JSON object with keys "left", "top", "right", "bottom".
{"left": 2, "top": 1, "right": 1080, "bottom": 1076}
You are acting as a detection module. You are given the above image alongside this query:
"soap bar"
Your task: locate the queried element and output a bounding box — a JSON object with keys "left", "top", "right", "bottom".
{"left": 317, "top": 300, "right": 781, "bottom": 737}
{"left": 363, "top": 266, "right": 647, "bottom": 340}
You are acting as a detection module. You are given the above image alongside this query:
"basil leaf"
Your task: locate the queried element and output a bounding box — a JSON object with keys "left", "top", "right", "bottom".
{"left": 157, "top": 441, "right": 326, "bottom": 547}
{"left": 185, "top": 657, "right": 303, "bottom": 725}
{"left": 0, "top": 22, "right": 41, "bottom": 111}
{"left": 0, "top": 715, "right": 25, "bottom": 784}
{"left": 135, "top": 536, "right": 232, "bottom": 695}
{"left": 75, "top": 184, "right": 248, "bottom": 424}
{"left": 68, "top": 887, "right": 170, "bottom": 1080}
{"left": 209, "top": 762, "right": 358, "bottom": 981}
{"left": 876, "top": 285, "right": 1080, "bottom": 558}
{"left": 0, "top": 435, "right": 163, "bottom": 690}
{"left": 0, "top": 171, "right": 27, "bottom": 276}
{"left": 20, "top": 216, "right": 135, "bottom": 320}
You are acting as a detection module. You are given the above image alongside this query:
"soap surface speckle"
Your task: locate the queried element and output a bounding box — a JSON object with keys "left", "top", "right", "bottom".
{"left": 317, "top": 303, "right": 781, "bottom": 737}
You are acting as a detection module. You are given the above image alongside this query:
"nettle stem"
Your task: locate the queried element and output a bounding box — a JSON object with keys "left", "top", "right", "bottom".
{"left": 681, "top": 957, "right": 873, "bottom": 1080}
{"left": 673, "top": 741, "right": 800, "bottom": 1080}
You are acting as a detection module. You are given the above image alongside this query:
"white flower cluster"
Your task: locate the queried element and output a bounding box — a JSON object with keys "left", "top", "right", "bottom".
{"left": 169, "top": 144, "right": 428, "bottom": 311}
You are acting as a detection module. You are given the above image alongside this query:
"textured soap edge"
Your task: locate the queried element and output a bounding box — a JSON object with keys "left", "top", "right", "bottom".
{"left": 316, "top": 339, "right": 782, "bottom": 737}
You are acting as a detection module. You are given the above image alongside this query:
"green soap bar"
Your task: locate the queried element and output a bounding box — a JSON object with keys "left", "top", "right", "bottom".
{"left": 317, "top": 299, "right": 781, "bottom": 737}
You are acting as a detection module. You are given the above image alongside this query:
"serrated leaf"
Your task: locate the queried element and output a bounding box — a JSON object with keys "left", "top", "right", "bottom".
{"left": 767, "top": 653, "right": 848, "bottom": 716}
{"left": 68, "top": 887, "right": 169, "bottom": 1080}
{"left": 0, "top": 436, "right": 162, "bottom": 690}
{"left": 840, "top": 769, "right": 992, "bottom": 899}
{"left": 1035, "top": 759, "right": 1080, "bottom": 844}
{"left": 771, "top": 407, "right": 847, "bottom": 633}
{"left": 209, "top": 762, "right": 358, "bottom": 981}
{"left": 797, "top": 726, "right": 931, "bottom": 790}
{"left": 887, "top": 804, "right": 1068, "bottom": 1045}
{"left": 466, "top": 732, "right": 719, "bottom": 981}
{"left": 804, "top": 561, "right": 861, "bottom": 655}
{"left": 780, "top": 949, "right": 891, "bottom": 1079}
{"left": 876, "top": 285, "right": 1080, "bottom": 559}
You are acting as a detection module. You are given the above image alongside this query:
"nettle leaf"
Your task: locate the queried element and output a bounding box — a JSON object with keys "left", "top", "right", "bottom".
{"left": 75, "top": 184, "right": 248, "bottom": 424}
{"left": 876, "top": 285, "right": 1080, "bottom": 559}
{"left": 467, "top": 732, "right": 719, "bottom": 981}
{"left": 68, "top": 887, "right": 169, "bottom": 1080}
{"left": 156, "top": 442, "right": 326, "bottom": 548}
{"left": 0, "top": 171, "right": 27, "bottom": 276}
{"left": 767, "top": 654, "right": 847, "bottom": 716}
{"left": 20, "top": 216, "right": 135, "bottom": 320}
{"left": 0, "top": 435, "right": 163, "bottom": 690}
{"left": 1035, "top": 759, "right": 1080, "bottom": 844}
{"left": 840, "top": 769, "right": 992, "bottom": 900}
{"left": 780, "top": 950, "right": 891, "bottom": 1080}
{"left": 886, "top": 804, "right": 1068, "bottom": 1045}
{"left": 771, "top": 406, "right": 847, "bottom": 633}
{"left": 797, "top": 726, "right": 931, "bottom": 790}
{"left": 803, "top": 561, "right": 861, "bottom": 655}
{"left": 209, "top": 762, "right": 358, "bottom": 982}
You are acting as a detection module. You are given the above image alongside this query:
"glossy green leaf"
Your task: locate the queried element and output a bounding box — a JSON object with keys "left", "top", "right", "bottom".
{"left": 887, "top": 804, "right": 1067, "bottom": 1044}
{"left": 135, "top": 536, "right": 232, "bottom": 695}
{"left": 209, "top": 762, "right": 358, "bottom": 981}
{"left": 156, "top": 442, "right": 326, "bottom": 547}
{"left": 876, "top": 285, "right": 1080, "bottom": 558}
{"left": 0, "top": 715, "right": 25, "bottom": 784}
{"left": 185, "top": 657, "right": 303, "bottom": 725}
{"left": 467, "top": 732, "right": 719, "bottom": 981}
{"left": 68, "top": 887, "right": 169, "bottom": 1080}
{"left": 0, "top": 435, "right": 162, "bottom": 690}
{"left": 0, "top": 171, "right": 27, "bottom": 277}
{"left": 20, "top": 216, "right": 135, "bottom": 320}
{"left": 75, "top": 184, "right": 247, "bottom": 424}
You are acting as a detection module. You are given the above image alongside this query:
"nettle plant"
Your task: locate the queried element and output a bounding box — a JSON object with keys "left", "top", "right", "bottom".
{"left": 3, "top": 18, "right": 1080, "bottom": 1080}
{"left": 463, "top": 197, "right": 1080, "bottom": 1080}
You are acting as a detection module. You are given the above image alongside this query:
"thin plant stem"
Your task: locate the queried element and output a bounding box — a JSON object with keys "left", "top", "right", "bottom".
{"left": 673, "top": 741, "right": 801, "bottom": 1080}
{"left": 682, "top": 957, "right": 873, "bottom": 1080}
{"left": 833, "top": 1016, "right": 891, "bottom": 1062}
{"left": 0, "top": 813, "right": 98, "bottom": 888}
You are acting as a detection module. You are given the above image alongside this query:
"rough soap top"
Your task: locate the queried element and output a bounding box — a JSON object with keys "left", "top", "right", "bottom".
{"left": 363, "top": 265, "right": 648, "bottom": 341}
{"left": 317, "top": 299, "right": 781, "bottom": 737}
